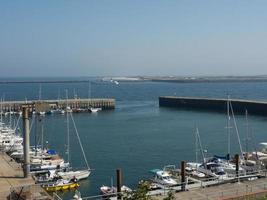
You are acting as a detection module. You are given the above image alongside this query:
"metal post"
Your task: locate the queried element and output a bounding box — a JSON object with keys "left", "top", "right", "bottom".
{"left": 181, "top": 160, "right": 186, "bottom": 191}
{"left": 116, "top": 169, "right": 122, "bottom": 200}
{"left": 23, "top": 107, "right": 30, "bottom": 178}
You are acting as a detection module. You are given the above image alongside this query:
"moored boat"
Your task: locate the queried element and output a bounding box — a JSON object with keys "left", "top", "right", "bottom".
{"left": 42, "top": 179, "right": 79, "bottom": 192}
{"left": 57, "top": 169, "right": 91, "bottom": 181}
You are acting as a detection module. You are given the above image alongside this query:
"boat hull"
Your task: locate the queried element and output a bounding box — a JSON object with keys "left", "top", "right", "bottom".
{"left": 58, "top": 170, "right": 91, "bottom": 181}
{"left": 43, "top": 182, "right": 79, "bottom": 192}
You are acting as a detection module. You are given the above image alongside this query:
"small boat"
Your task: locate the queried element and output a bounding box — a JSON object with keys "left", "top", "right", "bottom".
{"left": 73, "top": 190, "right": 82, "bottom": 200}
{"left": 57, "top": 169, "right": 91, "bottom": 181}
{"left": 38, "top": 111, "right": 46, "bottom": 116}
{"left": 150, "top": 169, "right": 178, "bottom": 186}
{"left": 89, "top": 107, "right": 102, "bottom": 113}
{"left": 100, "top": 185, "right": 117, "bottom": 197}
{"left": 42, "top": 179, "right": 79, "bottom": 192}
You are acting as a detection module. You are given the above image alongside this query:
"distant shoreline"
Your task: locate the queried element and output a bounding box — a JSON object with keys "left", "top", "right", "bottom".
{"left": 1, "top": 76, "right": 267, "bottom": 84}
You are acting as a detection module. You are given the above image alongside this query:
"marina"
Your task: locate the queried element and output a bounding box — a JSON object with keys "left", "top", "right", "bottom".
{"left": 2, "top": 0, "right": 267, "bottom": 198}
{"left": 2, "top": 81, "right": 267, "bottom": 199}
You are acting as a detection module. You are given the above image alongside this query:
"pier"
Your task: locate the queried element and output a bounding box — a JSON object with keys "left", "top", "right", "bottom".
{"left": 159, "top": 96, "right": 267, "bottom": 115}
{"left": 0, "top": 98, "right": 115, "bottom": 113}
{"left": 0, "top": 152, "right": 52, "bottom": 199}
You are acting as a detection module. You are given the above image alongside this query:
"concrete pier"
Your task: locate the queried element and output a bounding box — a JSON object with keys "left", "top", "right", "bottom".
{"left": 0, "top": 153, "right": 52, "bottom": 199}
{"left": 159, "top": 96, "right": 267, "bottom": 115}
{"left": 0, "top": 98, "right": 115, "bottom": 113}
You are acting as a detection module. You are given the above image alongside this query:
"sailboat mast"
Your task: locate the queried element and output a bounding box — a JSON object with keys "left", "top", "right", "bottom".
{"left": 66, "top": 90, "right": 70, "bottom": 164}
{"left": 229, "top": 101, "right": 245, "bottom": 161}
{"left": 88, "top": 81, "right": 91, "bottom": 108}
{"left": 227, "top": 95, "right": 231, "bottom": 156}
{"left": 70, "top": 113, "right": 90, "bottom": 170}
{"left": 245, "top": 110, "right": 249, "bottom": 153}
{"left": 41, "top": 122, "right": 44, "bottom": 165}
{"left": 196, "top": 127, "right": 205, "bottom": 163}
{"left": 9, "top": 105, "right": 11, "bottom": 128}
{"left": 195, "top": 127, "right": 198, "bottom": 163}
{"left": 0, "top": 98, "right": 2, "bottom": 123}
{"left": 34, "top": 115, "right": 38, "bottom": 156}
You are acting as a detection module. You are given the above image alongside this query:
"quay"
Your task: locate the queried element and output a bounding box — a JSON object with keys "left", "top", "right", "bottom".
{"left": 155, "top": 177, "right": 267, "bottom": 200}
{"left": 159, "top": 96, "right": 267, "bottom": 115}
{"left": 0, "top": 152, "right": 52, "bottom": 200}
{"left": 0, "top": 98, "right": 115, "bottom": 113}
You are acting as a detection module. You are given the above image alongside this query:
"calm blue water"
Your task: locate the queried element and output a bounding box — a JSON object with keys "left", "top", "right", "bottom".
{"left": 1, "top": 80, "right": 267, "bottom": 198}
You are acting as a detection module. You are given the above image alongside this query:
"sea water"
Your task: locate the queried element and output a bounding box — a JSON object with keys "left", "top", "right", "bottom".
{"left": 1, "top": 79, "right": 267, "bottom": 198}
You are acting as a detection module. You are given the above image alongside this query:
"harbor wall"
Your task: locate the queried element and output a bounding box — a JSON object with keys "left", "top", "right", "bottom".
{"left": 0, "top": 98, "right": 115, "bottom": 112}
{"left": 159, "top": 96, "right": 267, "bottom": 115}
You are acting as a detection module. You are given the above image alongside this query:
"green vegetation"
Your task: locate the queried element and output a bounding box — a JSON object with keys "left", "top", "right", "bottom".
{"left": 124, "top": 182, "right": 154, "bottom": 200}
{"left": 251, "top": 197, "right": 267, "bottom": 200}
{"left": 163, "top": 191, "right": 175, "bottom": 200}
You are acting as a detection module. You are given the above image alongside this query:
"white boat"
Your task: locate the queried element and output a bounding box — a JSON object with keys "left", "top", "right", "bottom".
{"left": 100, "top": 185, "right": 117, "bottom": 196}
{"left": 73, "top": 190, "right": 82, "bottom": 200}
{"left": 100, "top": 185, "right": 131, "bottom": 197}
{"left": 38, "top": 111, "right": 46, "bottom": 116}
{"left": 57, "top": 169, "right": 91, "bottom": 181}
{"left": 151, "top": 169, "right": 178, "bottom": 186}
{"left": 59, "top": 104, "right": 91, "bottom": 180}
{"left": 89, "top": 107, "right": 101, "bottom": 113}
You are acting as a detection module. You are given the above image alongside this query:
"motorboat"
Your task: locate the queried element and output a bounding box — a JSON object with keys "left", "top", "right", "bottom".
{"left": 42, "top": 178, "right": 79, "bottom": 192}
{"left": 100, "top": 185, "right": 117, "bottom": 198}
{"left": 89, "top": 107, "right": 101, "bottom": 113}
{"left": 150, "top": 169, "right": 178, "bottom": 186}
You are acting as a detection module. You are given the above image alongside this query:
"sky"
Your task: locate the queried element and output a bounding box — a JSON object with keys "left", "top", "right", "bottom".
{"left": 0, "top": 0, "right": 267, "bottom": 77}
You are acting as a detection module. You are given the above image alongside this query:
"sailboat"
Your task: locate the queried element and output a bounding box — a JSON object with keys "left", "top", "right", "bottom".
{"left": 87, "top": 81, "right": 101, "bottom": 113}
{"left": 57, "top": 96, "right": 91, "bottom": 181}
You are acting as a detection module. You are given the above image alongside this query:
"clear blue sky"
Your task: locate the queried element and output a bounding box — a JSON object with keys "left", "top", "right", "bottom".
{"left": 1, "top": 0, "right": 267, "bottom": 77}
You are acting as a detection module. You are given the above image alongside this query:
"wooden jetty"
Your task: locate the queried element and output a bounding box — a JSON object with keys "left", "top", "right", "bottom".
{"left": 0, "top": 98, "right": 115, "bottom": 113}
{"left": 159, "top": 96, "right": 267, "bottom": 115}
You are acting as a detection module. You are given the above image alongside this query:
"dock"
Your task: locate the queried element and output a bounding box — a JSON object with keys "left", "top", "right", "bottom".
{"left": 155, "top": 177, "right": 267, "bottom": 200}
{"left": 0, "top": 152, "right": 52, "bottom": 200}
{"left": 159, "top": 96, "right": 267, "bottom": 115}
{"left": 0, "top": 98, "right": 115, "bottom": 113}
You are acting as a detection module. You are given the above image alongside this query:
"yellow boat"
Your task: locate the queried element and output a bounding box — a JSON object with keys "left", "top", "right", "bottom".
{"left": 43, "top": 180, "right": 80, "bottom": 192}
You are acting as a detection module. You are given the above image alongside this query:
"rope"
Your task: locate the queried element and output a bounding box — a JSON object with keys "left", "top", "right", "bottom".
{"left": 70, "top": 112, "right": 90, "bottom": 171}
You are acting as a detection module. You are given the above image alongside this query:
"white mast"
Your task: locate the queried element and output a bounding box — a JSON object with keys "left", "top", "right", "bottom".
{"left": 66, "top": 90, "right": 70, "bottom": 164}
{"left": 70, "top": 112, "right": 90, "bottom": 170}
{"left": 196, "top": 127, "right": 205, "bottom": 164}
{"left": 88, "top": 81, "right": 91, "bottom": 108}
{"left": 229, "top": 101, "right": 245, "bottom": 161}
{"left": 195, "top": 126, "right": 198, "bottom": 163}
{"left": 0, "top": 98, "right": 2, "bottom": 123}
{"left": 227, "top": 95, "right": 231, "bottom": 156}
{"left": 245, "top": 110, "right": 249, "bottom": 153}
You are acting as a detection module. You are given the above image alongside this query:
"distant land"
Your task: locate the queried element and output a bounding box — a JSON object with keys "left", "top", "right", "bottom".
{"left": 1, "top": 75, "right": 267, "bottom": 84}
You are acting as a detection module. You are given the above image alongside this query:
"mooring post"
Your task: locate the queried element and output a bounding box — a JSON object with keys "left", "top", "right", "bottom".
{"left": 181, "top": 160, "right": 186, "bottom": 191}
{"left": 235, "top": 154, "right": 239, "bottom": 182}
{"left": 116, "top": 168, "right": 122, "bottom": 200}
{"left": 23, "top": 107, "right": 30, "bottom": 178}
